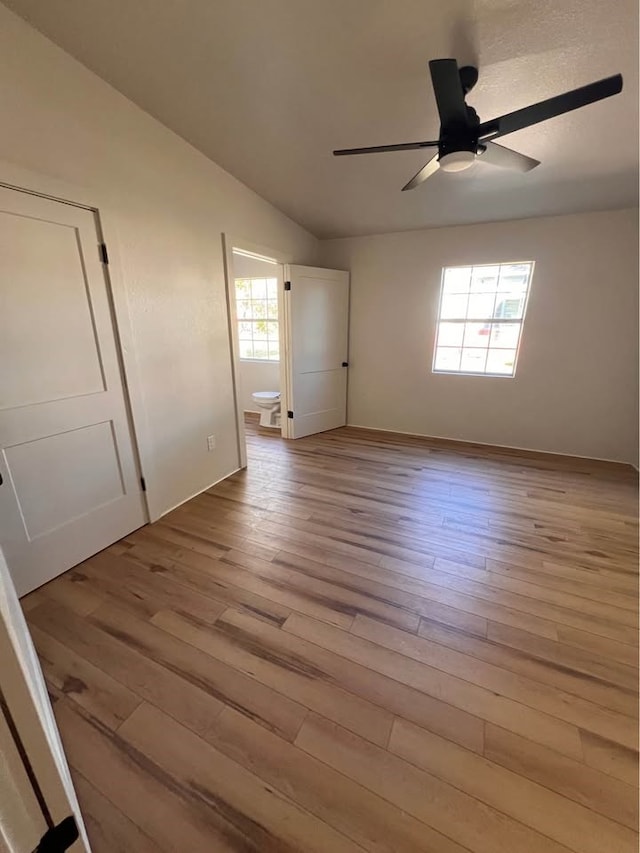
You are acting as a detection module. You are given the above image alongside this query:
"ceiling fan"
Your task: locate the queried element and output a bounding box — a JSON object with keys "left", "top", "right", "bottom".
{"left": 333, "top": 60, "right": 623, "bottom": 191}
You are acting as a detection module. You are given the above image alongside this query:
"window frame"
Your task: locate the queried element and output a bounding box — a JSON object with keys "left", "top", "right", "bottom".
{"left": 432, "top": 261, "right": 535, "bottom": 378}
{"left": 234, "top": 276, "right": 280, "bottom": 363}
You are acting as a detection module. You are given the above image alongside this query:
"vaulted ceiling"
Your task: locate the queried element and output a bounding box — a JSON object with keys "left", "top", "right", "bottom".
{"left": 5, "top": 0, "right": 638, "bottom": 237}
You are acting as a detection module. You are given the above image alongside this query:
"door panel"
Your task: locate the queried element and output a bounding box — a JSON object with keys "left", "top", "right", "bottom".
{"left": 0, "top": 703, "right": 48, "bottom": 851}
{"left": 0, "top": 211, "right": 106, "bottom": 408}
{"left": 0, "top": 186, "right": 146, "bottom": 596}
{"left": 284, "top": 265, "right": 349, "bottom": 439}
{"left": 5, "top": 421, "right": 125, "bottom": 539}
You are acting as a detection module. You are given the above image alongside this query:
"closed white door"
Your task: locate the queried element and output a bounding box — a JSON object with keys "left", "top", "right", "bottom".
{"left": 283, "top": 265, "right": 350, "bottom": 439}
{"left": 0, "top": 186, "right": 146, "bottom": 597}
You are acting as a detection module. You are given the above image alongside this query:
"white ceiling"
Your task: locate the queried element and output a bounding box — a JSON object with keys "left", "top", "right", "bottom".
{"left": 6, "top": 0, "right": 638, "bottom": 238}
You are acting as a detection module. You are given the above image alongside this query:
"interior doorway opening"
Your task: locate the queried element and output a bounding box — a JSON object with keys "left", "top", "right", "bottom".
{"left": 223, "top": 235, "right": 350, "bottom": 470}
{"left": 231, "top": 248, "right": 286, "bottom": 436}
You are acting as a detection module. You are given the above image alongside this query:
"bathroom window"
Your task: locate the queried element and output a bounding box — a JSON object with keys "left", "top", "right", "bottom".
{"left": 433, "top": 262, "right": 534, "bottom": 377}
{"left": 234, "top": 278, "right": 279, "bottom": 361}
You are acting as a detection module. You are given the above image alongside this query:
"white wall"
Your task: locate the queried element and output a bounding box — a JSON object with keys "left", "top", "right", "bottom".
{"left": 0, "top": 4, "right": 317, "bottom": 519}
{"left": 238, "top": 361, "right": 281, "bottom": 413}
{"left": 319, "top": 209, "right": 639, "bottom": 465}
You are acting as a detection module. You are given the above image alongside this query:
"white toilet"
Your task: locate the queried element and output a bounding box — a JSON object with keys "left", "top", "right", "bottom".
{"left": 251, "top": 391, "right": 281, "bottom": 428}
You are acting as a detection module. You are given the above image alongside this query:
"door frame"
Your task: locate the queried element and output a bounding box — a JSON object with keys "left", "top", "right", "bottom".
{"left": 222, "top": 233, "right": 293, "bottom": 467}
{"left": 0, "top": 159, "right": 150, "bottom": 527}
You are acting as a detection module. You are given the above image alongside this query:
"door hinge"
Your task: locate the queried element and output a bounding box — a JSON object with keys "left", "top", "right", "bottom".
{"left": 99, "top": 242, "right": 109, "bottom": 265}
{"left": 140, "top": 476, "right": 147, "bottom": 492}
{"left": 34, "top": 816, "right": 79, "bottom": 852}
{"left": 287, "top": 411, "right": 294, "bottom": 419}
{"left": 284, "top": 281, "right": 291, "bottom": 291}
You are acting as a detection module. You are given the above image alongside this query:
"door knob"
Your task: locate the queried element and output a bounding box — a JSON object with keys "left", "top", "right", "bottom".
{"left": 341, "top": 362, "right": 349, "bottom": 367}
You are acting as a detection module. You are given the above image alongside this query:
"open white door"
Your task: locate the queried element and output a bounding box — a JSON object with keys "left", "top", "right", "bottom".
{"left": 0, "top": 186, "right": 147, "bottom": 597}
{"left": 0, "top": 549, "right": 89, "bottom": 851}
{"left": 282, "top": 265, "right": 350, "bottom": 439}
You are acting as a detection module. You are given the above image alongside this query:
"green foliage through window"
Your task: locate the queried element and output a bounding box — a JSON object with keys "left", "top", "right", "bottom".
{"left": 235, "top": 278, "right": 280, "bottom": 361}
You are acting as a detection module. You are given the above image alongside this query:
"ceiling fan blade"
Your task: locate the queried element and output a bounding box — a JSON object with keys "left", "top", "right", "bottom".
{"left": 402, "top": 155, "right": 440, "bottom": 191}
{"left": 478, "top": 142, "right": 540, "bottom": 172}
{"left": 333, "top": 140, "right": 438, "bottom": 156}
{"left": 478, "top": 73, "right": 622, "bottom": 140}
{"left": 429, "top": 58, "right": 469, "bottom": 129}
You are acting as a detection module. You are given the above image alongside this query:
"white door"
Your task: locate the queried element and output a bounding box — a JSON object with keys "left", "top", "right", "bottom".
{"left": 0, "top": 548, "right": 88, "bottom": 851}
{"left": 283, "top": 265, "right": 350, "bottom": 439}
{"left": 0, "top": 186, "right": 146, "bottom": 597}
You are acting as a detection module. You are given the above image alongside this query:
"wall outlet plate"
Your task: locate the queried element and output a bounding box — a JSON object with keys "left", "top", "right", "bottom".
{"left": 207, "top": 434, "right": 216, "bottom": 451}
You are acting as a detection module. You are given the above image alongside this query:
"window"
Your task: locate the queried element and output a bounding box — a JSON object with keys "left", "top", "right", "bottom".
{"left": 433, "top": 262, "right": 534, "bottom": 377}
{"left": 235, "top": 277, "right": 279, "bottom": 361}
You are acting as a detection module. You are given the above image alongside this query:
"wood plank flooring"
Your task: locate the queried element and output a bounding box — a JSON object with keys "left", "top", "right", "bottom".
{"left": 22, "top": 423, "right": 639, "bottom": 852}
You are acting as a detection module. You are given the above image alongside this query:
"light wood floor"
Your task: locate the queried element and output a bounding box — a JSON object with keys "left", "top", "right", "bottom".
{"left": 22, "top": 424, "right": 639, "bottom": 852}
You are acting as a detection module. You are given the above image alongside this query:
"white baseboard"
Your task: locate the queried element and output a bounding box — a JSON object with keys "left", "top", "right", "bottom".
{"left": 346, "top": 422, "right": 637, "bottom": 470}
{"left": 155, "top": 468, "right": 242, "bottom": 521}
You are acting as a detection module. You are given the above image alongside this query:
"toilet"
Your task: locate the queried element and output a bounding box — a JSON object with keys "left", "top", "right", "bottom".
{"left": 251, "top": 391, "right": 281, "bottom": 429}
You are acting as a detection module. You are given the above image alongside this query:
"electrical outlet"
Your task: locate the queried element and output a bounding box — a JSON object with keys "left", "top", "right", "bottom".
{"left": 207, "top": 434, "right": 216, "bottom": 452}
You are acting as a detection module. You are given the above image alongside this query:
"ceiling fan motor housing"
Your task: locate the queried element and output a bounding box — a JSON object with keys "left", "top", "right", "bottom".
{"left": 438, "top": 99, "right": 481, "bottom": 162}
{"left": 459, "top": 65, "right": 479, "bottom": 94}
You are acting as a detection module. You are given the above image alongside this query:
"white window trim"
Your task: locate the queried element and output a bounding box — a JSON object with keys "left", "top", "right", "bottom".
{"left": 235, "top": 276, "right": 280, "bottom": 362}
{"left": 432, "top": 261, "right": 534, "bottom": 378}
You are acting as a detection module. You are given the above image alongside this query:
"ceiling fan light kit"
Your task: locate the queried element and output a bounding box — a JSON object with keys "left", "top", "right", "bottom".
{"left": 438, "top": 150, "right": 475, "bottom": 172}
{"left": 333, "top": 59, "right": 623, "bottom": 191}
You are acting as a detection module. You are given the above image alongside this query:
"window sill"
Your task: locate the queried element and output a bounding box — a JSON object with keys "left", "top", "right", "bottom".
{"left": 432, "top": 370, "right": 515, "bottom": 378}
{"left": 239, "top": 358, "right": 280, "bottom": 364}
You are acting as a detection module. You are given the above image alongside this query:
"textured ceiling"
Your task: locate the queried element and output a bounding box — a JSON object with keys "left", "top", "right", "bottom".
{"left": 5, "top": 0, "right": 638, "bottom": 237}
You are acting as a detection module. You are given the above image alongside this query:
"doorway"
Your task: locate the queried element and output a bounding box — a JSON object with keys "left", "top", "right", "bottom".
{"left": 224, "top": 238, "right": 350, "bottom": 466}
{"left": 0, "top": 185, "right": 147, "bottom": 597}
{"left": 231, "top": 248, "right": 286, "bottom": 437}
